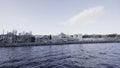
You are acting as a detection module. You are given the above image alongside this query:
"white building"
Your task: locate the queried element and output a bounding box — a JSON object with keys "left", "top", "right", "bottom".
{"left": 71, "top": 34, "right": 82, "bottom": 41}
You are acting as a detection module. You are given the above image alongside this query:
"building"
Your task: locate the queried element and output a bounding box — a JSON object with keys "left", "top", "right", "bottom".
{"left": 0, "top": 31, "right": 35, "bottom": 44}
{"left": 71, "top": 34, "right": 82, "bottom": 41}
{"left": 35, "top": 35, "right": 52, "bottom": 44}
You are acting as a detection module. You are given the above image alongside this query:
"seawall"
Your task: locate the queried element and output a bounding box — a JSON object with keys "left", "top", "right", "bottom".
{"left": 0, "top": 40, "right": 120, "bottom": 47}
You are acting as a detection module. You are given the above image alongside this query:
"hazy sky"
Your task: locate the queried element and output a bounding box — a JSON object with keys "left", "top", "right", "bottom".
{"left": 0, "top": 0, "right": 120, "bottom": 35}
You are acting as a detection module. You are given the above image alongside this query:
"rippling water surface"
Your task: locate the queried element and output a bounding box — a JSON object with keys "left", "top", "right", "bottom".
{"left": 0, "top": 43, "right": 120, "bottom": 68}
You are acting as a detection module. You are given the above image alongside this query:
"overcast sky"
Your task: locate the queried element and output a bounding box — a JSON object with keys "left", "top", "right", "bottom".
{"left": 0, "top": 0, "right": 120, "bottom": 35}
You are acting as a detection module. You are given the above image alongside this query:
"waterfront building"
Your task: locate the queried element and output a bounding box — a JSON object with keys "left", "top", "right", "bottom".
{"left": 0, "top": 31, "right": 35, "bottom": 44}
{"left": 71, "top": 34, "right": 82, "bottom": 41}
{"left": 35, "top": 35, "right": 52, "bottom": 44}
{"left": 54, "top": 33, "right": 83, "bottom": 43}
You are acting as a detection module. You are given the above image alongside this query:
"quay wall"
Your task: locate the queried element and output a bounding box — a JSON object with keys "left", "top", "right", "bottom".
{"left": 0, "top": 40, "right": 120, "bottom": 47}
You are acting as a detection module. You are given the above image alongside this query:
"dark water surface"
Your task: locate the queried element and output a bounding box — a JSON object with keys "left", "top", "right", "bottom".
{"left": 0, "top": 43, "right": 120, "bottom": 68}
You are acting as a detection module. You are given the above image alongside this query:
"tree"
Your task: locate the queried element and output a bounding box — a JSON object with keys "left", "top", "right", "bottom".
{"left": 49, "top": 35, "right": 52, "bottom": 40}
{"left": 107, "top": 34, "right": 117, "bottom": 37}
{"left": 31, "top": 36, "right": 35, "bottom": 42}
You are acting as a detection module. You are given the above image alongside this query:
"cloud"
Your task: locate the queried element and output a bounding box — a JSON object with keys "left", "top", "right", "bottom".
{"left": 65, "top": 6, "right": 104, "bottom": 25}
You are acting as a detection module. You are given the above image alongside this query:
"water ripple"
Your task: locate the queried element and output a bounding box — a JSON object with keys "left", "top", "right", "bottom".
{"left": 0, "top": 43, "right": 120, "bottom": 68}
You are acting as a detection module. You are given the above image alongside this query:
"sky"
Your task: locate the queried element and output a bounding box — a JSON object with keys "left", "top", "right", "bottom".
{"left": 0, "top": 0, "right": 120, "bottom": 35}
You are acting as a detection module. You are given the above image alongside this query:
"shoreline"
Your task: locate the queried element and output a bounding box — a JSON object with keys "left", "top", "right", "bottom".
{"left": 0, "top": 40, "right": 120, "bottom": 47}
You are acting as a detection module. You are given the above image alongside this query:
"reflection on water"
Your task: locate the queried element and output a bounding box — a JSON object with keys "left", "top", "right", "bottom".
{"left": 0, "top": 43, "right": 120, "bottom": 68}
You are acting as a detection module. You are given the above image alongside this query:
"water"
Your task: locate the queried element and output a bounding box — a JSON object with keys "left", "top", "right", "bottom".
{"left": 0, "top": 43, "right": 120, "bottom": 68}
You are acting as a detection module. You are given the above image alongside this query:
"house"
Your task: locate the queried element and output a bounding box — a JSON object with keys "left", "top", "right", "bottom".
{"left": 71, "top": 34, "right": 82, "bottom": 41}
{"left": 35, "top": 35, "right": 52, "bottom": 44}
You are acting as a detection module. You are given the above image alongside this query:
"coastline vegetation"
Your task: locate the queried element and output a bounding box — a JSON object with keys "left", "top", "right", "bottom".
{"left": 0, "top": 30, "right": 120, "bottom": 47}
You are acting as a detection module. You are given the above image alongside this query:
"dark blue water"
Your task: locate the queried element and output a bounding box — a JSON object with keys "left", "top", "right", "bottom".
{"left": 0, "top": 43, "right": 120, "bottom": 68}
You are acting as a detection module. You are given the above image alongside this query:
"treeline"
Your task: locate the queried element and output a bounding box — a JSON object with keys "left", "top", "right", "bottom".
{"left": 82, "top": 34, "right": 120, "bottom": 38}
